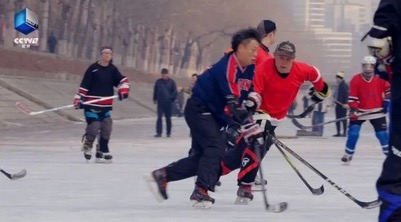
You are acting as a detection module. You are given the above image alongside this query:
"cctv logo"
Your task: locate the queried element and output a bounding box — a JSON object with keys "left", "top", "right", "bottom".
{"left": 14, "top": 8, "right": 39, "bottom": 48}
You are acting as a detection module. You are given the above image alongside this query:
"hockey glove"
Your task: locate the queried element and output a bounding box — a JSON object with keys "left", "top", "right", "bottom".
{"left": 244, "top": 92, "right": 262, "bottom": 114}
{"left": 348, "top": 108, "right": 360, "bottom": 121}
{"left": 226, "top": 95, "right": 249, "bottom": 124}
{"left": 241, "top": 122, "right": 264, "bottom": 150}
{"left": 225, "top": 123, "right": 242, "bottom": 149}
{"left": 73, "top": 94, "right": 84, "bottom": 109}
{"left": 308, "top": 82, "right": 330, "bottom": 104}
{"left": 118, "top": 78, "right": 130, "bottom": 101}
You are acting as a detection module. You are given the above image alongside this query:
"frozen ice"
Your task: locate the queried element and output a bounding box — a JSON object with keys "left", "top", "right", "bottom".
{"left": 0, "top": 115, "right": 384, "bottom": 222}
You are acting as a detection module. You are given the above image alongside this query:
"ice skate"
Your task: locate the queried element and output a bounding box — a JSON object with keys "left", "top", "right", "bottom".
{"left": 254, "top": 176, "right": 267, "bottom": 186}
{"left": 190, "top": 185, "right": 215, "bottom": 209}
{"left": 235, "top": 183, "right": 253, "bottom": 205}
{"left": 95, "top": 152, "right": 113, "bottom": 164}
{"left": 81, "top": 134, "right": 94, "bottom": 161}
{"left": 145, "top": 168, "right": 168, "bottom": 202}
{"left": 341, "top": 154, "right": 353, "bottom": 165}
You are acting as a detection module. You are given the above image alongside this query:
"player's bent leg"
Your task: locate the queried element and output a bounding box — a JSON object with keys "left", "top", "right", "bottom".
{"left": 342, "top": 123, "right": 362, "bottom": 165}
{"left": 82, "top": 116, "right": 101, "bottom": 161}
{"left": 96, "top": 116, "right": 113, "bottom": 163}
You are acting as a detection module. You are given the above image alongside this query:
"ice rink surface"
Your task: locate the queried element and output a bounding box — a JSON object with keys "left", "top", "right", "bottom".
{"left": 0, "top": 115, "right": 386, "bottom": 222}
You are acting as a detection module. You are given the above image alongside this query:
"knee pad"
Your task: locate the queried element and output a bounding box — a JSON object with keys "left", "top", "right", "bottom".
{"left": 100, "top": 117, "right": 112, "bottom": 140}
{"left": 85, "top": 121, "right": 101, "bottom": 141}
{"left": 237, "top": 147, "right": 259, "bottom": 182}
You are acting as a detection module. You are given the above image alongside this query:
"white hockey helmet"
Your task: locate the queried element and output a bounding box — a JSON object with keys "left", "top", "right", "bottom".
{"left": 361, "top": 55, "right": 377, "bottom": 65}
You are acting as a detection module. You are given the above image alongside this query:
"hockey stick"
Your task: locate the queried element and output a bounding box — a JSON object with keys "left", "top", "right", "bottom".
{"left": 269, "top": 134, "right": 381, "bottom": 209}
{"left": 286, "top": 103, "right": 315, "bottom": 119}
{"left": 15, "top": 95, "right": 118, "bottom": 116}
{"left": 0, "top": 168, "right": 27, "bottom": 180}
{"left": 254, "top": 140, "right": 288, "bottom": 213}
{"left": 275, "top": 143, "right": 324, "bottom": 195}
{"left": 291, "top": 110, "right": 384, "bottom": 130}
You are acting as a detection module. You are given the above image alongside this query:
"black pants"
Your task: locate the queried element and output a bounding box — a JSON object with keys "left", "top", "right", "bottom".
{"left": 221, "top": 120, "right": 276, "bottom": 184}
{"left": 156, "top": 102, "right": 172, "bottom": 135}
{"left": 165, "top": 97, "right": 225, "bottom": 191}
{"left": 335, "top": 106, "right": 347, "bottom": 135}
{"left": 377, "top": 71, "right": 401, "bottom": 222}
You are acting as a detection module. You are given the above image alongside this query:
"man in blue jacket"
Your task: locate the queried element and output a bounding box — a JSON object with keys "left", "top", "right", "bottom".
{"left": 153, "top": 68, "right": 177, "bottom": 137}
{"left": 147, "top": 28, "right": 263, "bottom": 208}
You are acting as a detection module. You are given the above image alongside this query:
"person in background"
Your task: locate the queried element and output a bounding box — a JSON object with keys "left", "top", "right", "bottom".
{"left": 333, "top": 71, "right": 349, "bottom": 137}
{"left": 153, "top": 68, "right": 177, "bottom": 137}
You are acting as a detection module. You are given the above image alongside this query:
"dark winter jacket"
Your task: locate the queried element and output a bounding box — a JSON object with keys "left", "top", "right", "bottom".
{"left": 153, "top": 78, "right": 177, "bottom": 104}
{"left": 335, "top": 80, "right": 349, "bottom": 106}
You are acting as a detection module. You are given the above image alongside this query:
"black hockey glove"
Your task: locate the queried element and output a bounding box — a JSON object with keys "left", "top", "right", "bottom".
{"left": 226, "top": 95, "right": 249, "bottom": 124}
{"left": 307, "top": 82, "right": 330, "bottom": 104}
{"left": 225, "top": 123, "right": 241, "bottom": 149}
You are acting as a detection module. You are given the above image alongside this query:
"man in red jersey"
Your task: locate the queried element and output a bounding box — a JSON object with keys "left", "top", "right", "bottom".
{"left": 221, "top": 41, "right": 330, "bottom": 204}
{"left": 341, "top": 55, "right": 390, "bottom": 165}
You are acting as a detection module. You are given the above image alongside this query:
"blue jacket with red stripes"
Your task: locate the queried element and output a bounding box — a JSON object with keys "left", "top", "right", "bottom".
{"left": 191, "top": 52, "right": 254, "bottom": 127}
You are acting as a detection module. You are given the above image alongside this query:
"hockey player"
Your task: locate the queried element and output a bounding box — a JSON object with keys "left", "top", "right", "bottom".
{"left": 364, "top": 0, "right": 401, "bottom": 221}
{"left": 340, "top": 55, "right": 390, "bottom": 165}
{"left": 74, "top": 46, "right": 130, "bottom": 163}
{"left": 221, "top": 41, "right": 330, "bottom": 203}
{"left": 147, "top": 28, "right": 262, "bottom": 208}
{"left": 255, "top": 19, "right": 276, "bottom": 64}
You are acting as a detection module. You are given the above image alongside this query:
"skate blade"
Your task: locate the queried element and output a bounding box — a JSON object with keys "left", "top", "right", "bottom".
{"left": 144, "top": 174, "right": 165, "bottom": 203}
{"left": 191, "top": 200, "right": 213, "bottom": 209}
{"left": 234, "top": 197, "right": 251, "bottom": 205}
{"left": 95, "top": 158, "right": 112, "bottom": 164}
{"left": 341, "top": 161, "right": 351, "bottom": 166}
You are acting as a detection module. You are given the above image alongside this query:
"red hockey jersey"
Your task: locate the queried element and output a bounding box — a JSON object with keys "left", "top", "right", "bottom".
{"left": 348, "top": 73, "right": 390, "bottom": 111}
{"left": 254, "top": 59, "right": 325, "bottom": 121}
{"left": 255, "top": 45, "right": 272, "bottom": 67}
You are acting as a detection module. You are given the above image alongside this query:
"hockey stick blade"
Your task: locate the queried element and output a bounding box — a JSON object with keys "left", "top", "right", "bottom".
{"left": 275, "top": 143, "right": 324, "bottom": 195}
{"left": 266, "top": 202, "right": 288, "bottom": 213}
{"left": 15, "top": 101, "right": 33, "bottom": 115}
{"left": 287, "top": 103, "right": 315, "bottom": 119}
{"left": 0, "top": 168, "right": 27, "bottom": 180}
{"left": 270, "top": 135, "right": 380, "bottom": 209}
{"left": 357, "top": 199, "right": 381, "bottom": 209}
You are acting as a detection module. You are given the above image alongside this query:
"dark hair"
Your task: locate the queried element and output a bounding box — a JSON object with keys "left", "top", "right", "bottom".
{"left": 231, "top": 28, "right": 261, "bottom": 51}
{"left": 191, "top": 73, "right": 198, "bottom": 77}
{"left": 161, "top": 68, "right": 169, "bottom": 74}
{"left": 256, "top": 20, "right": 277, "bottom": 37}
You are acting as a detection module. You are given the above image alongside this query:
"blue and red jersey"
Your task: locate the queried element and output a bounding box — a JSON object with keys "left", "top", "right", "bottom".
{"left": 191, "top": 52, "right": 254, "bottom": 126}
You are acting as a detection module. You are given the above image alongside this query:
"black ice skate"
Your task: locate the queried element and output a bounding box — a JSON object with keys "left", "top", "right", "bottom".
{"left": 235, "top": 183, "right": 253, "bottom": 205}
{"left": 145, "top": 168, "right": 168, "bottom": 202}
{"left": 95, "top": 152, "right": 113, "bottom": 164}
{"left": 81, "top": 135, "right": 94, "bottom": 161}
{"left": 341, "top": 154, "right": 353, "bottom": 165}
{"left": 190, "top": 185, "right": 215, "bottom": 209}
